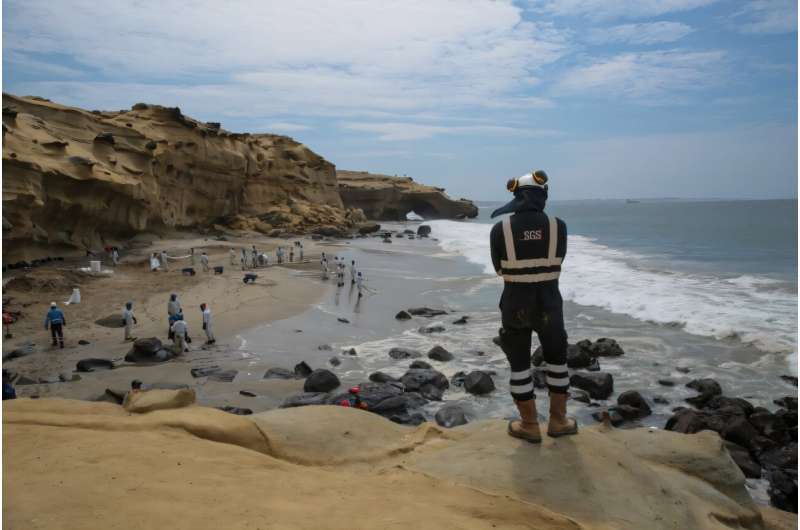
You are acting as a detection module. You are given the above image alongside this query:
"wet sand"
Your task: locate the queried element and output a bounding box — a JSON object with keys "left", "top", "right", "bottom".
{"left": 2, "top": 232, "right": 342, "bottom": 410}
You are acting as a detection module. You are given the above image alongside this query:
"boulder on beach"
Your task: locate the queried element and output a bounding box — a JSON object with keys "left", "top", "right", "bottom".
{"left": 569, "top": 372, "right": 613, "bottom": 400}
{"left": 133, "top": 338, "right": 162, "bottom": 355}
{"left": 419, "top": 325, "right": 445, "bottom": 334}
{"left": 281, "top": 392, "right": 330, "bottom": 408}
{"left": 294, "top": 361, "right": 313, "bottom": 378}
{"left": 427, "top": 345, "right": 454, "bottom": 362}
{"left": 395, "top": 310, "right": 412, "bottom": 321}
{"left": 409, "top": 360, "right": 433, "bottom": 370}
{"left": 417, "top": 225, "right": 432, "bottom": 236}
{"left": 463, "top": 371, "right": 495, "bottom": 395}
{"left": 125, "top": 348, "right": 175, "bottom": 363}
{"left": 388, "top": 347, "right": 422, "bottom": 360}
{"left": 435, "top": 402, "right": 471, "bottom": 428}
{"left": 685, "top": 378, "right": 722, "bottom": 407}
{"left": 615, "top": 391, "right": 652, "bottom": 420}
{"left": 532, "top": 343, "right": 601, "bottom": 370}
{"left": 576, "top": 338, "right": 625, "bottom": 357}
{"left": 400, "top": 368, "right": 449, "bottom": 393}
{"left": 368, "top": 371, "right": 399, "bottom": 383}
{"left": 407, "top": 307, "right": 447, "bottom": 318}
{"left": 76, "top": 358, "right": 114, "bottom": 372}
{"left": 303, "top": 369, "right": 340, "bottom": 393}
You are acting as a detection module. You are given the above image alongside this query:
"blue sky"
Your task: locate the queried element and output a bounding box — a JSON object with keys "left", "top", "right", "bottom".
{"left": 3, "top": 0, "right": 797, "bottom": 200}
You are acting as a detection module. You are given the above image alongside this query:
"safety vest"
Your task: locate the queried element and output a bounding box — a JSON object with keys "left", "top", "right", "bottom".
{"left": 499, "top": 214, "right": 562, "bottom": 283}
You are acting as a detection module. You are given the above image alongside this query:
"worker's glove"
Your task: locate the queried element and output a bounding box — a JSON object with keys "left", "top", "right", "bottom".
{"left": 133, "top": 318, "right": 138, "bottom": 324}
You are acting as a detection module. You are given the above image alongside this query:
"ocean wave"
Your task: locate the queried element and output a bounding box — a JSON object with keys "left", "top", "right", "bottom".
{"left": 427, "top": 220, "right": 798, "bottom": 357}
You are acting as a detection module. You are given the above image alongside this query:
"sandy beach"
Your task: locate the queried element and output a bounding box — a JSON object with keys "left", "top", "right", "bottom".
{"left": 2, "top": 231, "right": 340, "bottom": 410}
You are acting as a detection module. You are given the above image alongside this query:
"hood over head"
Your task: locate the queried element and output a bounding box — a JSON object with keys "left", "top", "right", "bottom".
{"left": 490, "top": 170, "right": 549, "bottom": 218}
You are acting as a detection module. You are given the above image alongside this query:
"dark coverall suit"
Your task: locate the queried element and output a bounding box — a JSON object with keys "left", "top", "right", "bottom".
{"left": 490, "top": 204, "right": 569, "bottom": 401}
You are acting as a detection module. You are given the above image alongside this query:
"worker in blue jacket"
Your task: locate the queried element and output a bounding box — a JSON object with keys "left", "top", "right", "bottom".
{"left": 44, "top": 302, "right": 66, "bottom": 348}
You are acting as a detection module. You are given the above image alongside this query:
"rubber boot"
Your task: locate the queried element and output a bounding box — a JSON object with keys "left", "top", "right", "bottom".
{"left": 508, "top": 399, "right": 542, "bottom": 443}
{"left": 547, "top": 392, "right": 578, "bottom": 437}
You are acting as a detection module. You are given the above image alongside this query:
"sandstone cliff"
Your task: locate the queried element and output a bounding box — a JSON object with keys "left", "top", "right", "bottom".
{"left": 338, "top": 170, "right": 478, "bottom": 221}
{"left": 2, "top": 94, "right": 353, "bottom": 259}
{"left": 4, "top": 397, "right": 794, "bottom": 530}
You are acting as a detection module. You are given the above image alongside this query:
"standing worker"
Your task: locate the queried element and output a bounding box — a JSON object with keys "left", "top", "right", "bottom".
{"left": 122, "top": 301, "right": 138, "bottom": 342}
{"left": 170, "top": 313, "right": 189, "bottom": 354}
{"left": 200, "top": 252, "right": 210, "bottom": 272}
{"left": 160, "top": 250, "right": 170, "bottom": 271}
{"left": 490, "top": 170, "right": 576, "bottom": 443}
{"left": 168, "top": 294, "right": 181, "bottom": 318}
{"left": 44, "top": 302, "right": 66, "bottom": 348}
{"left": 191, "top": 248, "right": 196, "bottom": 266}
{"left": 355, "top": 271, "right": 365, "bottom": 298}
{"left": 241, "top": 248, "right": 248, "bottom": 270}
{"left": 111, "top": 247, "right": 120, "bottom": 266}
{"left": 349, "top": 260, "right": 357, "bottom": 284}
{"left": 200, "top": 303, "right": 215, "bottom": 345}
{"left": 299, "top": 242, "right": 304, "bottom": 262}
{"left": 229, "top": 248, "right": 237, "bottom": 266}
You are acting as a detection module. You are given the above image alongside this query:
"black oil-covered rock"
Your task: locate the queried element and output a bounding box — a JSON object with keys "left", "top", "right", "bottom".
{"left": 407, "top": 307, "right": 447, "bottom": 317}
{"left": 685, "top": 378, "right": 722, "bottom": 407}
{"left": 464, "top": 371, "right": 495, "bottom": 395}
{"left": 76, "top": 358, "right": 114, "bottom": 372}
{"left": 281, "top": 392, "right": 330, "bottom": 408}
{"left": 369, "top": 371, "right": 399, "bottom": 383}
{"left": 410, "top": 360, "right": 433, "bottom": 370}
{"left": 435, "top": 402, "right": 471, "bottom": 428}
{"left": 389, "top": 347, "right": 422, "bottom": 360}
{"left": 401, "top": 368, "right": 449, "bottom": 393}
{"left": 304, "top": 369, "right": 340, "bottom": 393}
{"left": 569, "top": 372, "right": 613, "bottom": 400}
{"left": 427, "top": 345, "right": 454, "bottom": 362}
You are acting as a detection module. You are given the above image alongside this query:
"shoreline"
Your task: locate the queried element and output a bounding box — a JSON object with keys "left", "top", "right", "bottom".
{"left": 2, "top": 231, "right": 342, "bottom": 410}
{"left": 3, "top": 223, "right": 797, "bottom": 513}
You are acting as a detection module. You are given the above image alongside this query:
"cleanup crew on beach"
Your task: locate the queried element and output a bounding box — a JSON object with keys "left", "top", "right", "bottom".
{"left": 490, "top": 169, "right": 577, "bottom": 443}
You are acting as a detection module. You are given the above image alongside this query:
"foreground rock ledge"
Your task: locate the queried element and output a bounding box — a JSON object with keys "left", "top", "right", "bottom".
{"left": 3, "top": 397, "right": 795, "bottom": 530}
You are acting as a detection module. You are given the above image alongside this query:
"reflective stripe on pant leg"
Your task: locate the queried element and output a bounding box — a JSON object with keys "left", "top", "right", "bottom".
{"left": 544, "top": 363, "right": 569, "bottom": 394}
{"left": 500, "top": 326, "right": 535, "bottom": 401}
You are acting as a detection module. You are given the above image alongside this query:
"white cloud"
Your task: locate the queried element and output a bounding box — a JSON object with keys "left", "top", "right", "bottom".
{"left": 343, "top": 121, "right": 560, "bottom": 141}
{"left": 586, "top": 21, "right": 694, "bottom": 44}
{"left": 3, "top": 0, "right": 568, "bottom": 117}
{"left": 528, "top": 0, "right": 716, "bottom": 19}
{"left": 728, "top": 0, "right": 797, "bottom": 34}
{"left": 557, "top": 49, "right": 726, "bottom": 99}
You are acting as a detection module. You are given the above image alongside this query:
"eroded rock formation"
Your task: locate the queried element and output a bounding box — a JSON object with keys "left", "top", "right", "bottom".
{"left": 338, "top": 170, "right": 478, "bottom": 221}
{"left": 2, "top": 94, "right": 349, "bottom": 257}
{"left": 3, "top": 397, "right": 793, "bottom": 530}
{"left": 2, "top": 94, "right": 480, "bottom": 260}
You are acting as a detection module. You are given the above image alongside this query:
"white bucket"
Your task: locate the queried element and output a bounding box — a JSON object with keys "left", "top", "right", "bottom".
{"left": 66, "top": 288, "right": 81, "bottom": 305}
{"left": 89, "top": 260, "right": 102, "bottom": 272}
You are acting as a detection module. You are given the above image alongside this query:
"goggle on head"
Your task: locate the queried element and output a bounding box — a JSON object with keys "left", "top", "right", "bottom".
{"left": 506, "top": 170, "right": 548, "bottom": 193}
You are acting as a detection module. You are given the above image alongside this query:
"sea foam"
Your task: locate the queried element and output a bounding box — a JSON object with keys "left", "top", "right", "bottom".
{"left": 428, "top": 219, "right": 798, "bottom": 366}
